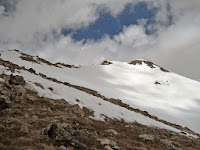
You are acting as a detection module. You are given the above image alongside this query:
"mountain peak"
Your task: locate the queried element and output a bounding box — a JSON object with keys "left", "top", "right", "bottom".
{"left": 129, "top": 60, "right": 169, "bottom": 72}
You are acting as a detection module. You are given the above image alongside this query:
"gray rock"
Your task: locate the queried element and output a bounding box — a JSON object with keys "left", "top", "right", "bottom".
{"left": 98, "top": 138, "right": 112, "bottom": 145}
{"left": 47, "top": 123, "right": 72, "bottom": 140}
{"left": 77, "top": 129, "right": 98, "bottom": 139}
{"left": 98, "top": 138, "right": 119, "bottom": 150}
{"left": 0, "top": 75, "right": 10, "bottom": 83}
{"left": 20, "top": 124, "right": 29, "bottom": 134}
{"left": 83, "top": 117, "right": 93, "bottom": 124}
{"left": 59, "top": 145, "right": 67, "bottom": 150}
{"left": 90, "top": 131, "right": 98, "bottom": 139}
{"left": 32, "top": 115, "right": 39, "bottom": 120}
{"left": 9, "top": 74, "right": 25, "bottom": 85}
{"left": 139, "top": 134, "right": 154, "bottom": 142}
{"left": 7, "top": 108, "right": 21, "bottom": 115}
{"left": 161, "top": 139, "right": 182, "bottom": 150}
{"left": 28, "top": 68, "right": 36, "bottom": 74}
{"left": 125, "top": 125, "right": 130, "bottom": 128}
{"left": 1, "top": 89, "right": 12, "bottom": 97}
{"left": 27, "top": 94, "right": 38, "bottom": 101}
{"left": 15, "top": 85, "right": 27, "bottom": 97}
{"left": 14, "top": 85, "right": 27, "bottom": 102}
{"left": 45, "top": 123, "right": 86, "bottom": 149}
{"left": 71, "top": 104, "right": 85, "bottom": 118}
{"left": 105, "top": 145, "right": 113, "bottom": 150}
{"left": 106, "top": 129, "right": 118, "bottom": 136}
{"left": 0, "top": 95, "right": 11, "bottom": 109}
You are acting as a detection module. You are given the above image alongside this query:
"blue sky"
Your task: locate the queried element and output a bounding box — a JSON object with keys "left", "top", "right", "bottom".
{"left": 62, "top": 2, "right": 156, "bottom": 42}
{"left": 0, "top": 0, "right": 200, "bottom": 80}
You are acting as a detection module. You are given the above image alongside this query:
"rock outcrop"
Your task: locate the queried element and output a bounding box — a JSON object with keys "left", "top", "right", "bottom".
{"left": 0, "top": 56, "right": 200, "bottom": 149}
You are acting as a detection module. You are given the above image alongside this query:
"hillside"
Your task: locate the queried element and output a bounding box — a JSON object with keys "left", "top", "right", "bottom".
{"left": 0, "top": 49, "right": 200, "bottom": 149}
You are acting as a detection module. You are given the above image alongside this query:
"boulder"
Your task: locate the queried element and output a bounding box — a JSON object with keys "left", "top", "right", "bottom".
{"left": 71, "top": 104, "right": 85, "bottom": 118}
{"left": 97, "top": 138, "right": 119, "bottom": 150}
{"left": 106, "top": 129, "right": 118, "bottom": 136}
{"left": 47, "top": 123, "right": 72, "bottom": 141}
{"left": 45, "top": 123, "right": 86, "bottom": 149}
{"left": 9, "top": 74, "right": 25, "bottom": 85}
{"left": 101, "top": 60, "right": 112, "bottom": 65}
{"left": 105, "top": 145, "right": 113, "bottom": 150}
{"left": 77, "top": 129, "right": 98, "bottom": 139}
{"left": 59, "top": 145, "right": 67, "bottom": 150}
{"left": 0, "top": 95, "right": 10, "bottom": 110}
{"left": 139, "top": 134, "right": 155, "bottom": 142}
{"left": 28, "top": 68, "right": 36, "bottom": 74}
{"left": 161, "top": 139, "right": 182, "bottom": 150}
{"left": 15, "top": 85, "right": 27, "bottom": 102}
{"left": 82, "top": 106, "right": 94, "bottom": 117}
{"left": 32, "top": 115, "right": 39, "bottom": 120}
{"left": 0, "top": 83, "right": 12, "bottom": 97}
{"left": 15, "top": 85, "right": 27, "bottom": 96}
{"left": 27, "top": 94, "right": 38, "bottom": 101}
{"left": 20, "top": 124, "right": 29, "bottom": 134}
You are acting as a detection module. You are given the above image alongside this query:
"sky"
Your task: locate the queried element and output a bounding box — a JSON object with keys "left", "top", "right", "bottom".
{"left": 0, "top": 0, "right": 200, "bottom": 81}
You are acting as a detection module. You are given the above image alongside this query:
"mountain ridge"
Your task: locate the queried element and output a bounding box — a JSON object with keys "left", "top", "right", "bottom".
{"left": 0, "top": 49, "right": 200, "bottom": 149}
{"left": 1, "top": 73, "right": 199, "bottom": 149}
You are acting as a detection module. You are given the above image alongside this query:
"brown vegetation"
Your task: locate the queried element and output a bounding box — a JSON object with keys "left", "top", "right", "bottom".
{"left": 34, "top": 82, "right": 44, "bottom": 89}
{"left": 129, "top": 60, "right": 169, "bottom": 72}
{"left": 0, "top": 56, "right": 198, "bottom": 137}
{"left": 101, "top": 60, "right": 112, "bottom": 65}
{"left": 0, "top": 74, "right": 200, "bottom": 149}
{"left": 20, "top": 55, "right": 39, "bottom": 64}
{"left": 55, "top": 62, "right": 80, "bottom": 68}
{"left": 155, "top": 81, "right": 161, "bottom": 85}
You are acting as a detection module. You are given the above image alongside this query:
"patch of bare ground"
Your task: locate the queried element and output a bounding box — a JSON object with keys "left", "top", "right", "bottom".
{"left": 36, "top": 57, "right": 62, "bottom": 68}
{"left": 129, "top": 60, "right": 169, "bottom": 72}
{"left": 20, "top": 55, "right": 39, "bottom": 64}
{"left": 34, "top": 82, "right": 44, "bottom": 89}
{"left": 155, "top": 81, "right": 161, "bottom": 85}
{"left": 0, "top": 56, "right": 199, "bottom": 138}
{"left": 55, "top": 62, "right": 80, "bottom": 68}
{"left": 101, "top": 60, "right": 113, "bottom": 65}
{"left": 66, "top": 84, "right": 199, "bottom": 137}
{"left": 0, "top": 74, "right": 200, "bottom": 149}
{"left": 12, "top": 49, "right": 61, "bottom": 68}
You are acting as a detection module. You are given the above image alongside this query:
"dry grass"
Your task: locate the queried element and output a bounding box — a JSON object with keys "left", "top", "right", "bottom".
{"left": 0, "top": 57, "right": 198, "bottom": 137}
{"left": 34, "top": 82, "right": 44, "bottom": 89}
{"left": 20, "top": 55, "right": 39, "bottom": 64}
{"left": 0, "top": 52, "right": 200, "bottom": 149}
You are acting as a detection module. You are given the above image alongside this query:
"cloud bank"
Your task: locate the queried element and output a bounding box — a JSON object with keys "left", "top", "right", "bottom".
{"left": 0, "top": 0, "right": 200, "bottom": 80}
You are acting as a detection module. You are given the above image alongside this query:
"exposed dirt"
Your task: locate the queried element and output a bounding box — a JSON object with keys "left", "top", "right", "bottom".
{"left": 16, "top": 49, "right": 78, "bottom": 69}
{"left": 101, "top": 60, "right": 112, "bottom": 65}
{"left": 129, "top": 60, "right": 169, "bottom": 72}
{"left": 155, "top": 81, "right": 161, "bottom": 85}
{"left": 20, "top": 55, "right": 39, "bottom": 64}
{"left": 0, "top": 56, "right": 199, "bottom": 137}
{"left": 0, "top": 74, "right": 200, "bottom": 150}
{"left": 34, "top": 82, "right": 44, "bottom": 89}
{"left": 55, "top": 62, "right": 80, "bottom": 68}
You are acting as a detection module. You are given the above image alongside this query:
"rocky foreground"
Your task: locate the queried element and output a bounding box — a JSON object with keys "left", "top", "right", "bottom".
{"left": 0, "top": 74, "right": 200, "bottom": 150}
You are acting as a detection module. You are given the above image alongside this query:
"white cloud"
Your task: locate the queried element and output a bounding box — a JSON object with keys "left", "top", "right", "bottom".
{"left": 149, "top": 0, "right": 200, "bottom": 79}
{"left": 115, "top": 25, "right": 151, "bottom": 48}
{"left": 0, "top": 0, "right": 200, "bottom": 80}
{"left": 0, "top": 5, "right": 5, "bottom": 16}
{"left": 38, "top": 24, "right": 153, "bottom": 65}
{"left": 0, "top": 0, "right": 140, "bottom": 44}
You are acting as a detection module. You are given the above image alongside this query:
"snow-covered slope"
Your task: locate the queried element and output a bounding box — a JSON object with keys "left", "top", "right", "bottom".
{"left": 1, "top": 50, "right": 200, "bottom": 135}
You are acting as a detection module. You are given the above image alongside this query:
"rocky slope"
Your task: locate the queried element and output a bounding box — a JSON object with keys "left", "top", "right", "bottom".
{"left": 1, "top": 50, "right": 200, "bottom": 134}
{"left": 0, "top": 49, "right": 200, "bottom": 149}
{"left": 0, "top": 74, "right": 200, "bottom": 150}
